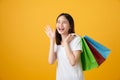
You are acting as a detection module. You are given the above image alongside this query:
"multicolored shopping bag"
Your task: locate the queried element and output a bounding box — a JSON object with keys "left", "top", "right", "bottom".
{"left": 85, "top": 39, "right": 105, "bottom": 65}
{"left": 81, "top": 35, "right": 111, "bottom": 71}
{"left": 81, "top": 37, "right": 98, "bottom": 71}
{"left": 84, "top": 36, "right": 110, "bottom": 58}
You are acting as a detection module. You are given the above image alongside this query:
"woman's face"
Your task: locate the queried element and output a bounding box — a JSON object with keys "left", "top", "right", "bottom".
{"left": 56, "top": 16, "right": 70, "bottom": 35}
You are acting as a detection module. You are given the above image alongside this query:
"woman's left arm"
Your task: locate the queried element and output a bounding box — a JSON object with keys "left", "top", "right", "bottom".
{"left": 64, "top": 43, "right": 81, "bottom": 66}
{"left": 64, "top": 34, "right": 82, "bottom": 66}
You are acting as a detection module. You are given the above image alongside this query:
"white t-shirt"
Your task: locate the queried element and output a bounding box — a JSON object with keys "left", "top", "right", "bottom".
{"left": 55, "top": 35, "right": 84, "bottom": 80}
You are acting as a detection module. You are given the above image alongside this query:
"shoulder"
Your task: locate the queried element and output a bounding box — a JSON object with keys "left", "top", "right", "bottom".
{"left": 70, "top": 34, "right": 82, "bottom": 51}
{"left": 72, "top": 34, "right": 81, "bottom": 42}
{"left": 70, "top": 34, "right": 81, "bottom": 45}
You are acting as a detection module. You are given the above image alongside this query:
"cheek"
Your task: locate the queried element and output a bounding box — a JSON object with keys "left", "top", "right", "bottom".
{"left": 64, "top": 24, "right": 70, "bottom": 30}
{"left": 56, "top": 24, "right": 59, "bottom": 30}
{"left": 56, "top": 24, "right": 59, "bottom": 28}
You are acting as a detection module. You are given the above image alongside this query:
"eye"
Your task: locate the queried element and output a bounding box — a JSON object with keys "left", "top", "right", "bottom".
{"left": 57, "top": 20, "right": 60, "bottom": 23}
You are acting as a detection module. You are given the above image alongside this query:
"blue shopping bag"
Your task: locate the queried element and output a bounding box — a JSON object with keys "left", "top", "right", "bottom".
{"left": 84, "top": 36, "right": 111, "bottom": 58}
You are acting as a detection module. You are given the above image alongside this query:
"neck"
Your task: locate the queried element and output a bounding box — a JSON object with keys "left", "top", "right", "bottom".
{"left": 61, "top": 33, "right": 69, "bottom": 42}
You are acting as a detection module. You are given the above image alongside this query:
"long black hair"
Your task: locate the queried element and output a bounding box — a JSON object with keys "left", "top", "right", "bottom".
{"left": 55, "top": 13, "right": 75, "bottom": 45}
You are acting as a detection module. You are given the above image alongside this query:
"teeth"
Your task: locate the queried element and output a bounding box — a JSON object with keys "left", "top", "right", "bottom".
{"left": 58, "top": 28, "right": 64, "bottom": 31}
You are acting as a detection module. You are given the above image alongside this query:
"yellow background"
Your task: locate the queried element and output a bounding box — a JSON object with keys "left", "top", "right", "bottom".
{"left": 0, "top": 0, "right": 120, "bottom": 80}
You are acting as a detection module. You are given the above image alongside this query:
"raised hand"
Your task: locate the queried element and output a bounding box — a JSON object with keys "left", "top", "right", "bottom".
{"left": 45, "top": 25, "right": 55, "bottom": 40}
{"left": 64, "top": 33, "right": 76, "bottom": 44}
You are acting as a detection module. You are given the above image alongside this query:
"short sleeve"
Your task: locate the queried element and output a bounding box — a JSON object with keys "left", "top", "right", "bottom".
{"left": 70, "top": 36, "right": 82, "bottom": 51}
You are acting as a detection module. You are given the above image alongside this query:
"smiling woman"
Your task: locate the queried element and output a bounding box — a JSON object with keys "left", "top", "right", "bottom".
{"left": 0, "top": 0, "right": 120, "bottom": 80}
{"left": 56, "top": 16, "right": 70, "bottom": 34}
{"left": 45, "top": 13, "right": 84, "bottom": 80}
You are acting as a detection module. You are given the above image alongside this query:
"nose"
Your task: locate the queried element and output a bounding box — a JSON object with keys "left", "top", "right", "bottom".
{"left": 59, "top": 23, "right": 63, "bottom": 27}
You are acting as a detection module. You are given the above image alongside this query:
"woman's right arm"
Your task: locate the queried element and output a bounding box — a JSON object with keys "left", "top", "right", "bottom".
{"left": 45, "top": 25, "right": 57, "bottom": 64}
{"left": 48, "top": 39, "right": 57, "bottom": 64}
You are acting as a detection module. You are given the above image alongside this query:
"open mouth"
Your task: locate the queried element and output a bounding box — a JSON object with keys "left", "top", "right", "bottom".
{"left": 58, "top": 28, "right": 64, "bottom": 31}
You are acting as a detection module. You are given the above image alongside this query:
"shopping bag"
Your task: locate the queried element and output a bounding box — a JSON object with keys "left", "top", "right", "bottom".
{"left": 81, "top": 37, "right": 98, "bottom": 71}
{"left": 85, "top": 39, "right": 105, "bottom": 65}
{"left": 84, "top": 36, "right": 111, "bottom": 58}
{"left": 81, "top": 35, "right": 111, "bottom": 71}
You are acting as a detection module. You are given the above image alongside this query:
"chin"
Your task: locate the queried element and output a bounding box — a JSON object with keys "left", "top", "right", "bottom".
{"left": 58, "top": 32, "right": 64, "bottom": 35}
{"left": 58, "top": 32, "right": 67, "bottom": 35}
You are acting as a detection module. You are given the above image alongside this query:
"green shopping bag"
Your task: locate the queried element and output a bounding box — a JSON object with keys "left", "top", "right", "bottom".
{"left": 81, "top": 37, "right": 98, "bottom": 71}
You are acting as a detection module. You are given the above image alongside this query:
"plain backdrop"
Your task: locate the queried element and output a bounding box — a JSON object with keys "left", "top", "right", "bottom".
{"left": 0, "top": 0, "right": 120, "bottom": 80}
